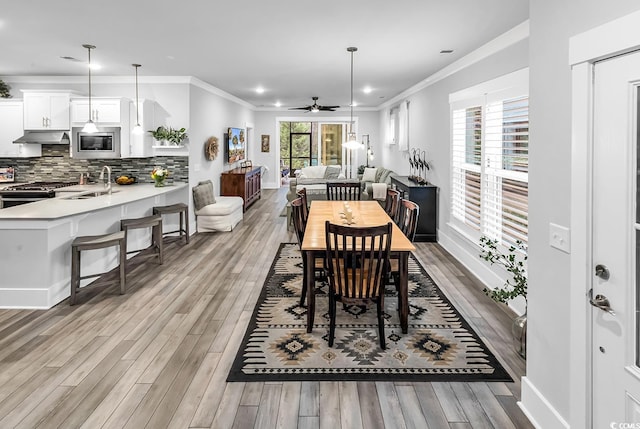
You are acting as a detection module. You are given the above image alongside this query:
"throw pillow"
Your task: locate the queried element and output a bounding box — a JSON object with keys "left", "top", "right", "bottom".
{"left": 324, "top": 165, "right": 341, "bottom": 179}
{"left": 193, "top": 180, "right": 216, "bottom": 210}
{"left": 362, "top": 167, "right": 378, "bottom": 183}
{"left": 378, "top": 168, "right": 393, "bottom": 184}
{"left": 300, "top": 165, "right": 327, "bottom": 179}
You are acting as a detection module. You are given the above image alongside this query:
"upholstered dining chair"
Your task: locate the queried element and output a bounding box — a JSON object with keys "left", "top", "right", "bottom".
{"left": 291, "top": 197, "right": 326, "bottom": 307}
{"left": 389, "top": 199, "right": 420, "bottom": 289}
{"left": 384, "top": 188, "right": 400, "bottom": 221}
{"left": 324, "top": 221, "right": 393, "bottom": 349}
{"left": 326, "top": 182, "right": 361, "bottom": 201}
{"left": 296, "top": 187, "right": 309, "bottom": 223}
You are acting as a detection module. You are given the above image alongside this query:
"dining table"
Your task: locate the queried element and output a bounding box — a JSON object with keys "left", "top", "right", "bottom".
{"left": 301, "top": 200, "right": 416, "bottom": 334}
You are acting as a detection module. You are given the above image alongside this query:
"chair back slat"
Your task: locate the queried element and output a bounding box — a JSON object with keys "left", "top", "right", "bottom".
{"left": 326, "top": 182, "right": 361, "bottom": 201}
{"left": 296, "top": 187, "right": 309, "bottom": 222}
{"left": 325, "top": 221, "right": 392, "bottom": 300}
{"left": 396, "top": 199, "right": 420, "bottom": 242}
{"left": 291, "top": 197, "right": 306, "bottom": 248}
{"left": 384, "top": 188, "right": 400, "bottom": 221}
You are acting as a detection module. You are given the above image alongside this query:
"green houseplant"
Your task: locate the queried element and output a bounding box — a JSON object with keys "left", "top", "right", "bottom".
{"left": 167, "top": 127, "right": 188, "bottom": 146}
{"left": 0, "top": 80, "right": 11, "bottom": 98}
{"left": 478, "top": 236, "right": 528, "bottom": 358}
{"left": 149, "top": 126, "right": 170, "bottom": 145}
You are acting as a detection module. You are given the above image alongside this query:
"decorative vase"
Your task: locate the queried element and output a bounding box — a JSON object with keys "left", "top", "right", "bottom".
{"left": 154, "top": 177, "right": 166, "bottom": 187}
{"left": 512, "top": 312, "right": 527, "bottom": 359}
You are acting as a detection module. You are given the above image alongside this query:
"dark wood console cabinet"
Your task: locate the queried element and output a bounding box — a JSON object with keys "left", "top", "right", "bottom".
{"left": 221, "top": 166, "right": 261, "bottom": 211}
{"left": 390, "top": 175, "right": 438, "bottom": 242}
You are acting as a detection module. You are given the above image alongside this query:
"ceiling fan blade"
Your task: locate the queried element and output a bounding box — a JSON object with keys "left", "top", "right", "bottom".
{"left": 318, "top": 107, "right": 337, "bottom": 111}
{"left": 288, "top": 107, "right": 311, "bottom": 110}
{"left": 321, "top": 105, "right": 340, "bottom": 109}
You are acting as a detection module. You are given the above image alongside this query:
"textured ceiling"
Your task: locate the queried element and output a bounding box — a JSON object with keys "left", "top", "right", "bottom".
{"left": 0, "top": 0, "right": 529, "bottom": 108}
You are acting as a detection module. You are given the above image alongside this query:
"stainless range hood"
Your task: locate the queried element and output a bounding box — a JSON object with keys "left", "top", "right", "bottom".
{"left": 13, "top": 131, "right": 70, "bottom": 145}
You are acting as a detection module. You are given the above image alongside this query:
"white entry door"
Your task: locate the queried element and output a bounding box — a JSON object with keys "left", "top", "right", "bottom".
{"left": 592, "top": 50, "right": 640, "bottom": 427}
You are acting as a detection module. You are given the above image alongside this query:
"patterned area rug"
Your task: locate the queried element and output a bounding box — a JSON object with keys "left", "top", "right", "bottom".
{"left": 227, "top": 243, "right": 512, "bottom": 382}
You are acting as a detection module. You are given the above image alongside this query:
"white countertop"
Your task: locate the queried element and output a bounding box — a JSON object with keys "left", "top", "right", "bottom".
{"left": 0, "top": 182, "right": 188, "bottom": 220}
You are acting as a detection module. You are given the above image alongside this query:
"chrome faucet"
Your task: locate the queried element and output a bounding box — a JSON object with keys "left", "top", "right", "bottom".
{"left": 99, "top": 165, "right": 112, "bottom": 195}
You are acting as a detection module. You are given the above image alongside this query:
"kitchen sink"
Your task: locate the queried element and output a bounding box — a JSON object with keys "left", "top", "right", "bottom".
{"left": 65, "top": 190, "right": 119, "bottom": 200}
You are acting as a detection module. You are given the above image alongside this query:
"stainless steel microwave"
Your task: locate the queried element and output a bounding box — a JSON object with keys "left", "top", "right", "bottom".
{"left": 71, "top": 127, "right": 121, "bottom": 159}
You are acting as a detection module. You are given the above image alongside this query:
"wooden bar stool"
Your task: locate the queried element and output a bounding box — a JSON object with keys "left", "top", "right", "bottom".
{"left": 120, "top": 214, "right": 164, "bottom": 265}
{"left": 70, "top": 231, "right": 126, "bottom": 305}
{"left": 153, "top": 203, "right": 189, "bottom": 244}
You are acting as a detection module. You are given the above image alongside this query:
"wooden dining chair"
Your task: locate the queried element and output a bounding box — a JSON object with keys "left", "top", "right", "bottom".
{"left": 324, "top": 221, "right": 393, "bottom": 349}
{"left": 384, "top": 188, "right": 400, "bottom": 221}
{"left": 296, "top": 187, "right": 309, "bottom": 223}
{"left": 326, "top": 182, "right": 361, "bottom": 201}
{"left": 389, "top": 199, "right": 420, "bottom": 289}
{"left": 291, "top": 197, "right": 326, "bottom": 307}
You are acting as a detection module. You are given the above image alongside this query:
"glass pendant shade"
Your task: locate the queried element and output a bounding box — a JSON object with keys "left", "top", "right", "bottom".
{"left": 82, "top": 120, "right": 98, "bottom": 133}
{"left": 343, "top": 131, "right": 360, "bottom": 149}
{"left": 132, "top": 123, "right": 143, "bottom": 135}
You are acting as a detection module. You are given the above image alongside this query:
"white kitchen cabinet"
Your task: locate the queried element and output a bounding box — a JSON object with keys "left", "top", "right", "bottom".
{"left": 70, "top": 98, "right": 128, "bottom": 124}
{"left": 23, "top": 92, "right": 71, "bottom": 130}
{"left": 123, "top": 99, "right": 156, "bottom": 158}
{"left": 0, "top": 101, "right": 41, "bottom": 157}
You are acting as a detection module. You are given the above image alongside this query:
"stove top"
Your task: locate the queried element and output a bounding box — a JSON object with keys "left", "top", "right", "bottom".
{"left": 1, "top": 182, "right": 76, "bottom": 193}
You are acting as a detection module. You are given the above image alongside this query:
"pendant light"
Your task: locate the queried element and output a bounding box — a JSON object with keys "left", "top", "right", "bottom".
{"left": 81, "top": 44, "right": 98, "bottom": 133}
{"left": 132, "top": 64, "right": 143, "bottom": 135}
{"left": 343, "top": 47, "right": 360, "bottom": 150}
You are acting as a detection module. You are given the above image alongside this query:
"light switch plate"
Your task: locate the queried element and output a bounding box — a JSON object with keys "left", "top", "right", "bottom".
{"left": 549, "top": 223, "right": 570, "bottom": 253}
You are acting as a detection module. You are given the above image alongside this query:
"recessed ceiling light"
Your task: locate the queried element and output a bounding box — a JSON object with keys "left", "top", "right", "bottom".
{"left": 256, "top": 87, "right": 265, "bottom": 94}
{"left": 440, "top": 49, "right": 454, "bottom": 54}
{"left": 274, "top": 101, "right": 282, "bottom": 107}
{"left": 363, "top": 86, "right": 372, "bottom": 94}
{"left": 351, "top": 102, "right": 358, "bottom": 107}
{"left": 88, "top": 63, "right": 102, "bottom": 70}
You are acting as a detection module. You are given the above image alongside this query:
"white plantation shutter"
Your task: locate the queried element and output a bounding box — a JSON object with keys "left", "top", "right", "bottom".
{"left": 452, "top": 106, "right": 482, "bottom": 231}
{"left": 483, "top": 96, "right": 529, "bottom": 246}
{"left": 450, "top": 70, "right": 529, "bottom": 247}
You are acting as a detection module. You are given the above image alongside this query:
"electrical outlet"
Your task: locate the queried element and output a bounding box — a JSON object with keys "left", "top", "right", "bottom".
{"left": 549, "top": 223, "right": 570, "bottom": 253}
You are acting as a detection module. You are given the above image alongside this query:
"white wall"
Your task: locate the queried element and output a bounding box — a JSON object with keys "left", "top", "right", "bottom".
{"left": 188, "top": 84, "right": 254, "bottom": 195}
{"left": 525, "top": 1, "right": 640, "bottom": 428}
{"left": 253, "top": 109, "right": 380, "bottom": 188}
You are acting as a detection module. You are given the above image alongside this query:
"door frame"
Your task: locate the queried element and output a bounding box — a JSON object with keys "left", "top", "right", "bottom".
{"left": 570, "top": 10, "right": 640, "bottom": 429}
{"left": 274, "top": 115, "right": 357, "bottom": 181}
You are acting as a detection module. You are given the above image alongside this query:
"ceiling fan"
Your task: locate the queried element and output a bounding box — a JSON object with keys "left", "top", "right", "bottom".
{"left": 289, "top": 96, "right": 339, "bottom": 112}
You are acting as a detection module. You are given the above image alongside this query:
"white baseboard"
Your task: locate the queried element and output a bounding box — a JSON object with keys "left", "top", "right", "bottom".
{"left": 520, "top": 376, "right": 569, "bottom": 429}
{"left": 0, "top": 288, "right": 52, "bottom": 309}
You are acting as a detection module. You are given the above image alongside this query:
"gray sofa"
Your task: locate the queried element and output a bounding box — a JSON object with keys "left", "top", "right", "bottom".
{"left": 360, "top": 167, "right": 396, "bottom": 200}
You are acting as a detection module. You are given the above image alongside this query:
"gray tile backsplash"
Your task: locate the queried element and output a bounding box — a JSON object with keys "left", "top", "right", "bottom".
{"left": 0, "top": 145, "right": 188, "bottom": 184}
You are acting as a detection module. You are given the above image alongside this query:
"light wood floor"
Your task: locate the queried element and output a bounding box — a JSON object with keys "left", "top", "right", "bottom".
{"left": 0, "top": 187, "right": 533, "bottom": 429}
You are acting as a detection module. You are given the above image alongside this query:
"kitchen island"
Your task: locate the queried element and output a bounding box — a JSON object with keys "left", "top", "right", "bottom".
{"left": 0, "top": 182, "right": 188, "bottom": 309}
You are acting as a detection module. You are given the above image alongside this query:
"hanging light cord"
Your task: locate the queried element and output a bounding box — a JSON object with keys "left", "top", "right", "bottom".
{"left": 347, "top": 47, "right": 357, "bottom": 136}
{"left": 134, "top": 64, "right": 140, "bottom": 125}
{"left": 87, "top": 46, "right": 92, "bottom": 116}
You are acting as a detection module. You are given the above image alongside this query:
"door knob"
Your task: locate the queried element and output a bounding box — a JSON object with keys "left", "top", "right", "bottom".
{"left": 595, "top": 264, "right": 610, "bottom": 280}
{"left": 588, "top": 289, "right": 615, "bottom": 315}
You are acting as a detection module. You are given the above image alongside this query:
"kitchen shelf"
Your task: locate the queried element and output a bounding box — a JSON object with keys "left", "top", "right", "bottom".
{"left": 152, "top": 145, "right": 185, "bottom": 149}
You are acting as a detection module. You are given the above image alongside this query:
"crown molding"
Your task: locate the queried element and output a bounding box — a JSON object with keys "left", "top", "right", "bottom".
{"left": 188, "top": 77, "right": 255, "bottom": 110}
{"left": 0, "top": 75, "right": 257, "bottom": 109}
{"left": 378, "top": 19, "right": 530, "bottom": 110}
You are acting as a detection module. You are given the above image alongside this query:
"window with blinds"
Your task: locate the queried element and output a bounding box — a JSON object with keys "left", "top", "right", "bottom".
{"left": 451, "top": 94, "right": 529, "bottom": 247}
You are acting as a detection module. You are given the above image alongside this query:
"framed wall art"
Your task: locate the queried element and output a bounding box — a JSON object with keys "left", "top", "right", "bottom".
{"left": 261, "top": 134, "right": 270, "bottom": 152}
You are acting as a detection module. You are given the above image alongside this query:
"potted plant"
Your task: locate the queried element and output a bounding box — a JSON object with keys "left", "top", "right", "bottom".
{"left": 149, "top": 126, "right": 170, "bottom": 146}
{"left": 167, "top": 127, "right": 188, "bottom": 146}
{"left": 0, "top": 80, "right": 11, "bottom": 98}
{"left": 478, "top": 236, "right": 528, "bottom": 358}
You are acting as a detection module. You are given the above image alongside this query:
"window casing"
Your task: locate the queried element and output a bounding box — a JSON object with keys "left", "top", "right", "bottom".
{"left": 450, "top": 69, "right": 529, "bottom": 247}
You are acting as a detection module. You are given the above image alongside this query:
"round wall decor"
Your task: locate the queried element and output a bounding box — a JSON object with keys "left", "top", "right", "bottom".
{"left": 205, "top": 136, "right": 219, "bottom": 160}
